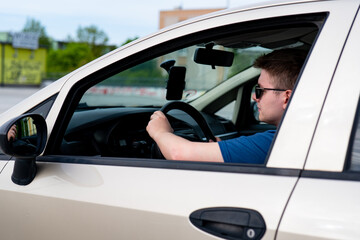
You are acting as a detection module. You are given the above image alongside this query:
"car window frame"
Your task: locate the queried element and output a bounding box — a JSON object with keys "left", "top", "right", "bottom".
{"left": 344, "top": 99, "right": 360, "bottom": 172}
{"left": 44, "top": 12, "right": 328, "bottom": 174}
{"left": 302, "top": 6, "right": 360, "bottom": 173}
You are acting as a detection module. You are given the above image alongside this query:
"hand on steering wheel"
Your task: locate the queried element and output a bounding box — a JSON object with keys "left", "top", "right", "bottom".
{"left": 151, "top": 101, "right": 216, "bottom": 159}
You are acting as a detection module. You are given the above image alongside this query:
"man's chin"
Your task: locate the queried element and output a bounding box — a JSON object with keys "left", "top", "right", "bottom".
{"left": 258, "top": 115, "right": 263, "bottom": 122}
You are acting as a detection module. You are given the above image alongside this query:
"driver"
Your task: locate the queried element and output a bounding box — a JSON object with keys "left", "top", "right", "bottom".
{"left": 146, "top": 49, "right": 307, "bottom": 163}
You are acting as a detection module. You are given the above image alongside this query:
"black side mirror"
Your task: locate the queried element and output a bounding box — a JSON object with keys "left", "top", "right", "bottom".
{"left": 0, "top": 114, "right": 47, "bottom": 185}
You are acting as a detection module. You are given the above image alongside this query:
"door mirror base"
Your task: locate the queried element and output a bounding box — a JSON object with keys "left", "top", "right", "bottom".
{"left": 11, "top": 157, "right": 37, "bottom": 185}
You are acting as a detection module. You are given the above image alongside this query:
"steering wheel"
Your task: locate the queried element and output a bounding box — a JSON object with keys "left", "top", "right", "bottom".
{"left": 151, "top": 101, "right": 216, "bottom": 159}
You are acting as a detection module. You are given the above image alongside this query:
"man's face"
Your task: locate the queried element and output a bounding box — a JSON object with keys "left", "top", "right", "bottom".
{"left": 252, "top": 69, "right": 291, "bottom": 126}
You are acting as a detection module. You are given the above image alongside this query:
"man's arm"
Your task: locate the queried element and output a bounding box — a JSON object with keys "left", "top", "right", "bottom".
{"left": 146, "top": 111, "right": 223, "bottom": 162}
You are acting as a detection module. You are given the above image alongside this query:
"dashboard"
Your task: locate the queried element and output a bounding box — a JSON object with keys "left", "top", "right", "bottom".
{"left": 60, "top": 107, "right": 237, "bottom": 158}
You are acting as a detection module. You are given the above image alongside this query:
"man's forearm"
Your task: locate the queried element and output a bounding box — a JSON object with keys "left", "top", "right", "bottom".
{"left": 154, "top": 132, "right": 223, "bottom": 162}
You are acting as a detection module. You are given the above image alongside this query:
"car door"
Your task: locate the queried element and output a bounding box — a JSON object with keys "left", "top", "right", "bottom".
{"left": 0, "top": 2, "right": 358, "bottom": 240}
{"left": 277, "top": 7, "right": 360, "bottom": 239}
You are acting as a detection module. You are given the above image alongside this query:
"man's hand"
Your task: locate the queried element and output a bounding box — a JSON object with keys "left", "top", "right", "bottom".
{"left": 146, "top": 111, "right": 173, "bottom": 140}
{"left": 7, "top": 125, "right": 17, "bottom": 141}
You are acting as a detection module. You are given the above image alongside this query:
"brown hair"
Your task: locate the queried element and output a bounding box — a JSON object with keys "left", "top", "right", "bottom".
{"left": 253, "top": 48, "right": 307, "bottom": 90}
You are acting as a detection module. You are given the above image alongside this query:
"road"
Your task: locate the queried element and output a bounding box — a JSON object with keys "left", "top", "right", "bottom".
{"left": 0, "top": 87, "right": 40, "bottom": 114}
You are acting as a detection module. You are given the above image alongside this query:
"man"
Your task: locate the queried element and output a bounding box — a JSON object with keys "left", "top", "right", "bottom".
{"left": 146, "top": 49, "right": 307, "bottom": 163}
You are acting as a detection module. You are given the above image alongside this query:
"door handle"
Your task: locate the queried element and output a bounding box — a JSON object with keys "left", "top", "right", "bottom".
{"left": 190, "top": 207, "right": 266, "bottom": 240}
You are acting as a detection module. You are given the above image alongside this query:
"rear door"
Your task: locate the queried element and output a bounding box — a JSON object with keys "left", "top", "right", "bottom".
{"left": 277, "top": 5, "right": 360, "bottom": 239}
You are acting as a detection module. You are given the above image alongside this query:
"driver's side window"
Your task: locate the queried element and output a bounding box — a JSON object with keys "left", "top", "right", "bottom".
{"left": 57, "top": 14, "right": 322, "bottom": 165}
{"left": 61, "top": 41, "right": 267, "bottom": 158}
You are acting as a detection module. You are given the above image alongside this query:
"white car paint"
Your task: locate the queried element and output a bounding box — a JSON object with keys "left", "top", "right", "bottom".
{"left": 0, "top": 0, "right": 359, "bottom": 239}
{"left": 306, "top": 7, "right": 360, "bottom": 172}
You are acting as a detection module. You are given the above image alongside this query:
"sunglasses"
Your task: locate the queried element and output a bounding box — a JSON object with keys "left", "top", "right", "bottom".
{"left": 254, "top": 84, "right": 287, "bottom": 99}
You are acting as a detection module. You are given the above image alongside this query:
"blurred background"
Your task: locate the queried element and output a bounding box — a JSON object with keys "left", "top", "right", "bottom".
{"left": 0, "top": 0, "right": 269, "bottom": 113}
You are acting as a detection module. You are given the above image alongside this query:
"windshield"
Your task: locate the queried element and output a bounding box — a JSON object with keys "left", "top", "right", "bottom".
{"left": 79, "top": 45, "right": 270, "bottom": 108}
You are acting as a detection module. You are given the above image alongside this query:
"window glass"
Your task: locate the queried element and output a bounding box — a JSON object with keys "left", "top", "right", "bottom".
{"left": 60, "top": 16, "right": 323, "bottom": 160}
{"left": 79, "top": 46, "right": 270, "bottom": 108}
{"left": 216, "top": 101, "right": 235, "bottom": 121}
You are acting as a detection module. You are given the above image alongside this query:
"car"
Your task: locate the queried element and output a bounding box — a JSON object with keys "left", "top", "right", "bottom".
{"left": 0, "top": 0, "right": 360, "bottom": 239}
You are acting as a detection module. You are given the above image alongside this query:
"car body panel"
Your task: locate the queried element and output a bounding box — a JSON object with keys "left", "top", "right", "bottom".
{"left": 0, "top": 160, "right": 7, "bottom": 173}
{"left": 268, "top": 0, "right": 359, "bottom": 169}
{"left": 305, "top": 7, "right": 360, "bottom": 171}
{"left": 277, "top": 9, "right": 360, "bottom": 239}
{"left": 0, "top": 160, "right": 298, "bottom": 239}
{"left": 278, "top": 177, "right": 360, "bottom": 239}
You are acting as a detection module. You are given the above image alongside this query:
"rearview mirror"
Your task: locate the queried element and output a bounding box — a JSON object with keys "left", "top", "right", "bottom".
{"left": 194, "top": 47, "right": 234, "bottom": 68}
{"left": 0, "top": 114, "right": 47, "bottom": 185}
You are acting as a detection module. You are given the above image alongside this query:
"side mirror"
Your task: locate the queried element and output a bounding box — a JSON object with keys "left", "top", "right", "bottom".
{"left": 0, "top": 114, "right": 47, "bottom": 185}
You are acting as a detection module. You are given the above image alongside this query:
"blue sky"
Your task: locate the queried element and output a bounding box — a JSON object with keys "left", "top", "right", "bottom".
{"left": 0, "top": 0, "right": 272, "bottom": 46}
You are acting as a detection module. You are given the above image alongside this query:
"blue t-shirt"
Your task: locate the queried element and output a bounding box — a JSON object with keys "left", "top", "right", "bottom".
{"left": 218, "top": 130, "right": 275, "bottom": 164}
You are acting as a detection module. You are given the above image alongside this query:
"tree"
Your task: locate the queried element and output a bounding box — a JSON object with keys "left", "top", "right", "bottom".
{"left": 22, "top": 18, "right": 51, "bottom": 48}
{"left": 47, "top": 25, "right": 116, "bottom": 79}
{"left": 46, "top": 42, "right": 93, "bottom": 79}
{"left": 73, "top": 25, "right": 110, "bottom": 58}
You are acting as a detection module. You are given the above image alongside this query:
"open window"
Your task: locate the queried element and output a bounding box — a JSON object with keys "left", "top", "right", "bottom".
{"left": 48, "top": 13, "right": 326, "bottom": 163}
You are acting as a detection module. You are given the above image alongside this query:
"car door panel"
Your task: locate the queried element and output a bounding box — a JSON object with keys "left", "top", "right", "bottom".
{"left": 304, "top": 5, "right": 360, "bottom": 172}
{"left": 0, "top": 159, "right": 299, "bottom": 239}
{"left": 277, "top": 175, "right": 360, "bottom": 240}
{"left": 268, "top": 1, "right": 359, "bottom": 169}
{"left": 278, "top": 8, "right": 360, "bottom": 239}
{"left": 0, "top": 159, "right": 8, "bottom": 173}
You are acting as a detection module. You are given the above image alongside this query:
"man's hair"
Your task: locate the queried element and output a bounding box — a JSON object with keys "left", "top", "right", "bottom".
{"left": 253, "top": 48, "right": 307, "bottom": 90}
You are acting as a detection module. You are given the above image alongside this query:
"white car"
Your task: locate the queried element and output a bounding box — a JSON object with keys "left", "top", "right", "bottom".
{"left": 0, "top": 0, "right": 360, "bottom": 239}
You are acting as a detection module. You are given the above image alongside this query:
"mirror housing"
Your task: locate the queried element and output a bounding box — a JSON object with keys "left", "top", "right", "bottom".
{"left": 194, "top": 47, "right": 234, "bottom": 69}
{"left": 0, "top": 114, "right": 47, "bottom": 185}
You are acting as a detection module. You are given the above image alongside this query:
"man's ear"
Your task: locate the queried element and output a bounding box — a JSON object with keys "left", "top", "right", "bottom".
{"left": 283, "top": 90, "right": 292, "bottom": 109}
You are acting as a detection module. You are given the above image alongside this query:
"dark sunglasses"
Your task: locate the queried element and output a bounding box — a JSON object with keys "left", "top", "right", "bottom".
{"left": 254, "top": 84, "right": 287, "bottom": 99}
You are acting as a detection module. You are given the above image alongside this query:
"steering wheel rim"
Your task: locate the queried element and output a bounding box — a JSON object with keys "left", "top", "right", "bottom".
{"left": 160, "top": 101, "right": 216, "bottom": 142}
{"left": 151, "top": 101, "right": 216, "bottom": 159}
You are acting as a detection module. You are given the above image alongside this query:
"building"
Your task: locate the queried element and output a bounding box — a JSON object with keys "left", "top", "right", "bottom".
{"left": 0, "top": 32, "right": 46, "bottom": 86}
{"left": 159, "top": 8, "right": 226, "bottom": 90}
{"left": 159, "top": 8, "right": 225, "bottom": 29}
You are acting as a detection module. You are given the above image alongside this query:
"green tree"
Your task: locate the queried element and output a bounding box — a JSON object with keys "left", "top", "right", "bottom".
{"left": 108, "top": 58, "right": 164, "bottom": 87}
{"left": 46, "top": 43, "right": 93, "bottom": 79}
{"left": 22, "top": 18, "right": 51, "bottom": 48}
{"left": 73, "top": 25, "right": 110, "bottom": 58}
{"left": 47, "top": 25, "right": 115, "bottom": 79}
